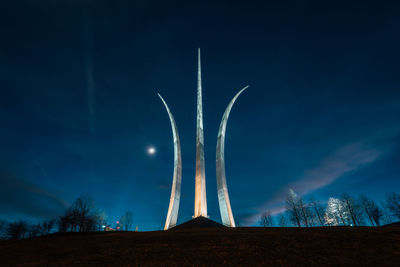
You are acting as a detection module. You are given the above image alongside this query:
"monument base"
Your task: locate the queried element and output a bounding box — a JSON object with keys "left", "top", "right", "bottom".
{"left": 169, "top": 216, "right": 225, "bottom": 230}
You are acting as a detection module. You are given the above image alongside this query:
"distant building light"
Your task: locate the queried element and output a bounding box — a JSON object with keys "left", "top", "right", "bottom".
{"left": 102, "top": 225, "right": 106, "bottom": 228}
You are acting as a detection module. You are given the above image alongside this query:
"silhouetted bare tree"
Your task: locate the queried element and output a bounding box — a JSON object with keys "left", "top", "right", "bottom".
{"left": 120, "top": 211, "right": 133, "bottom": 231}
{"left": 285, "top": 189, "right": 314, "bottom": 227}
{"left": 259, "top": 210, "right": 274, "bottom": 227}
{"left": 309, "top": 198, "right": 325, "bottom": 226}
{"left": 26, "top": 219, "right": 56, "bottom": 238}
{"left": 385, "top": 192, "right": 400, "bottom": 220}
{"left": 93, "top": 210, "right": 108, "bottom": 231}
{"left": 0, "top": 219, "right": 7, "bottom": 239}
{"left": 370, "top": 204, "right": 383, "bottom": 226}
{"left": 360, "top": 195, "right": 383, "bottom": 226}
{"left": 298, "top": 197, "right": 311, "bottom": 227}
{"left": 286, "top": 189, "right": 302, "bottom": 227}
{"left": 6, "top": 220, "right": 29, "bottom": 240}
{"left": 360, "top": 195, "right": 375, "bottom": 226}
{"left": 58, "top": 195, "right": 105, "bottom": 233}
{"left": 74, "top": 195, "right": 95, "bottom": 232}
{"left": 340, "top": 193, "right": 364, "bottom": 226}
{"left": 58, "top": 212, "right": 72, "bottom": 232}
{"left": 277, "top": 213, "right": 287, "bottom": 227}
{"left": 42, "top": 219, "right": 56, "bottom": 235}
{"left": 28, "top": 223, "right": 39, "bottom": 238}
{"left": 381, "top": 201, "right": 394, "bottom": 225}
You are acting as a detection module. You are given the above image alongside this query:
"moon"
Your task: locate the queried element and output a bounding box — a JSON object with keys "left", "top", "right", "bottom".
{"left": 147, "top": 146, "right": 156, "bottom": 155}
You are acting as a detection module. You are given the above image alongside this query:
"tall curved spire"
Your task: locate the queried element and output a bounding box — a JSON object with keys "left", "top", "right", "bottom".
{"left": 158, "top": 94, "right": 182, "bottom": 230}
{"left": 194, "top": 48, "right": 207, "bottom": 217}
{"left": 216, "top": 86, "right": 249, "bottom": 227}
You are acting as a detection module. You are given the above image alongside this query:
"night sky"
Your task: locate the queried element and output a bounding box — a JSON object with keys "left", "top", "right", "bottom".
{"left": 1, "top": 0, "right": 400, "bottom": 230}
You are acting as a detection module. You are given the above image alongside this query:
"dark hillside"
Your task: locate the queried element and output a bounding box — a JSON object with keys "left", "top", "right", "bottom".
{"left": 1, "top": 227, "right": 400, "bottom": 266}
{"left": 383, "top": 221, "right": 400, "bottom": 227}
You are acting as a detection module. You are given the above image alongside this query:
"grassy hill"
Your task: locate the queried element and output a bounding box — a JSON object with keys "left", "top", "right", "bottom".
{"left": 1, "top": 227, "right": 400, "bottom": 266}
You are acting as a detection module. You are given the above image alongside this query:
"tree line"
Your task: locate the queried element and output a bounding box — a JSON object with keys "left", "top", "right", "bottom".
{"left": 259, "top": 190, "right": 400, "bottom": 227}
{"left": 0, "top": 195, "right": 134, "bottom": 240}
{"left": 2, "top": 191, "right": 399, "bottom": 239}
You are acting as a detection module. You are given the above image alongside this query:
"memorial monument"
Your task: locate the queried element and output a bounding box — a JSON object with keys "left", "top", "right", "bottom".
{"left": 159, "top": 49, "right": 248, "bottom": 229}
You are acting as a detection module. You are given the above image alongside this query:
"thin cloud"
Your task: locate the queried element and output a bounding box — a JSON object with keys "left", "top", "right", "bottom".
{"left": 290, "top": 141, "right": 384, "bottom": 195}
{"left": 0, "top": 172, "right": 68, "bottom": 219}
{"left": 242, "top": 138, "right": 392, "bottom": 225}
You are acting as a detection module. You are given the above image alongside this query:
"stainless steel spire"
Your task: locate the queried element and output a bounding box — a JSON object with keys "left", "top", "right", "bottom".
{"left": 158, "top": 94, "right": 182, "bottom": 230}
{"left": 216, "top": 86, "right": 249, "bottom": 227}
{"left": 194, "top": 48, "right": 208, "bottom": 217}
{"left": 160, "top": 48, "right": 248, "bottom": 229}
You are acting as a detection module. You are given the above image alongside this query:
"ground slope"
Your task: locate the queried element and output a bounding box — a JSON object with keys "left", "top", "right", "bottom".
{"left": 1, "top": 227, "right": 400, "bottom": 266}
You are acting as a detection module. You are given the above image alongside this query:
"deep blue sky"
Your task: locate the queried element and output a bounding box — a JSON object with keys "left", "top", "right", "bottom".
{"left": 1, "top": 0, "right": 399, "bottom": 230}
